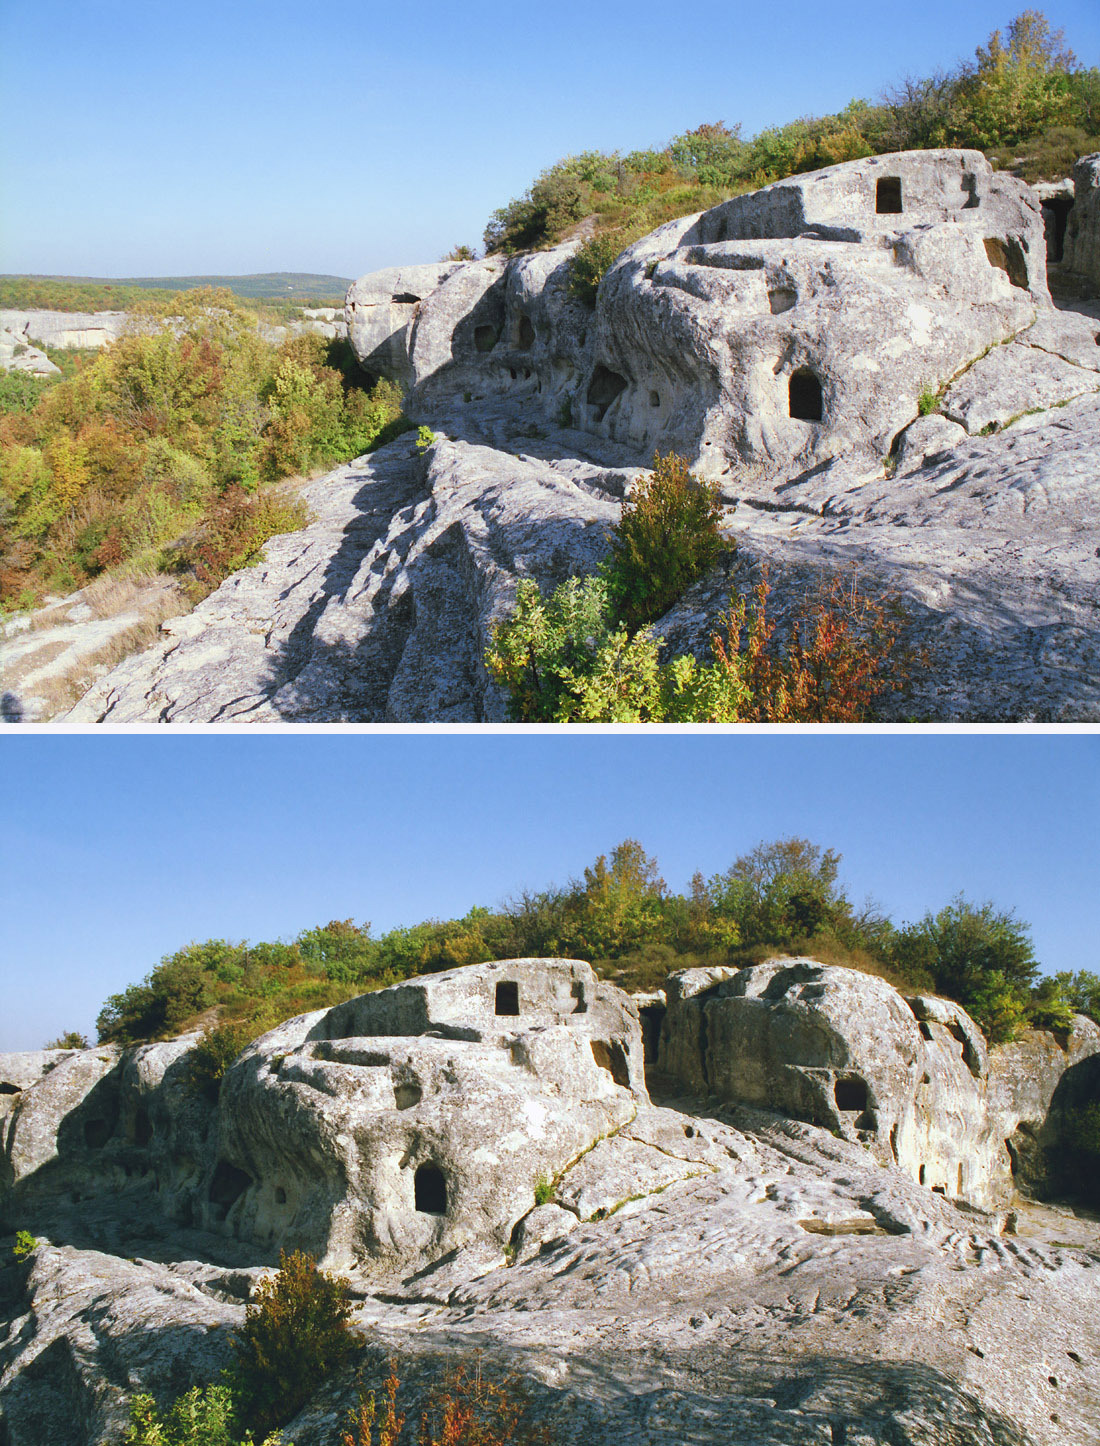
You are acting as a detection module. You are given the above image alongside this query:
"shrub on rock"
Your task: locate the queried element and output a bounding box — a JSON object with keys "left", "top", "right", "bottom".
{"left": 230, "top": 1249, "right": 359, "bottom": 1437}
{"left": 602, "top": 452, "right": 726, "bottom": 633}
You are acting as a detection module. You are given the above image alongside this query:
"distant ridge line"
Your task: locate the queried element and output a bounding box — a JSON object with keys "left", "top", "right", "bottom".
{"left": 0, "top": 272, "right": 354, "bottom": 301}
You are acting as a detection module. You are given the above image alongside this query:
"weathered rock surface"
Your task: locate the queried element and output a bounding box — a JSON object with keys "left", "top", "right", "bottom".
{"left": 0, "top": 307, "right": 345, "bottom": 359}
{"left": 38, "top": 150, "right": 1099, "bottom": 724}
{"left": 212, "top": 960, "right": 645, "bottom": 1273}
{"left": 0, "top": 309, "right": 131, "bottom": 350}
{"left": 2, "top": 959, "right": 1098, "bottom": 1445}
{"left": 656, "top": 958, "right": 1100, "bottom": 1211}
{"left": 62, "top": 426, "right": 636, "bottom": 722}
{"left": 1061, "top": 152, "right": 1100, "bottom": 292}
{"left": 0, "top": 327, "right": 60, "bottom": 376}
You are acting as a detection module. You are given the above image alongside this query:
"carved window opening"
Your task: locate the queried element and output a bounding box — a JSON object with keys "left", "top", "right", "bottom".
{"left": 474, "top": 325, "right": 498, "bottom": 353}
{"left": 789, "top": 368, "right": 823, "bottom": 421}
{"left": 517, "top": 316, "right": 536, "bottom": 350}
{"left": 876, "top": 177, "right": 903, "bottom": 214}
{"left": 834, "top": 1077, "right": 868, "bottom": 1112}
{"left": 133, "top": 1107, "right": 153, "bottom": 1147}
{"left": 495, "top": 981, "right": 519, "bottom": 1016}
{"left": 414, "top": 1163, "right": 447, "bottom": 1214}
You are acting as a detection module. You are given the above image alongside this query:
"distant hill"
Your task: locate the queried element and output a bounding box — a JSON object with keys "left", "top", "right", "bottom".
{"left": 1, "top": 272, "right": 354, "bottom": 305}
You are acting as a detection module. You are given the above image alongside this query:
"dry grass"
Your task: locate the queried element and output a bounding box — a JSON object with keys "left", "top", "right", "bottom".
{"left": 6, "top": 579, "right": 187, "bottom": 720}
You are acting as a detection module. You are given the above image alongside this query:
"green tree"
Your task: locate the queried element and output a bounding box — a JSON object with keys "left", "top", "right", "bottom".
{"left": 706, "top": 838, "right": 855, "bottom": 950}
{"left": 890, "top": 896, "right": 1039, "bottom": 1042}
{"left": 602, "top": 452, "right": 726, "bottom": 633}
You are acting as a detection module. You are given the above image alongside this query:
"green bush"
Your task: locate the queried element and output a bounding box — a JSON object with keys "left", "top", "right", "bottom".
{"left": 12, "top": 1230, "right": 38, "bottom": 1261}
{"left": 484, "top": 575, "right": 661, "bottom": 722}
{"left": 1045, "top": 969, "right": 1100, "bottom": 1023}
{"left": 602, "top": 452, "right": 726, "bottom": 633}
{"left": 568, "top": 233, "right": 630, "bottom": 307}
{"left": 123, "top": 1384, "right": 285, "bottom": 1446}
{"left": 44, "top": 1030, "right": 89, "bottom": 1049}
{"left": 230, "top": 1250, "right": 358, "bottom": 1438}
{"left": 484, "top": 574, "right": 750, "bottom": 722}
{"left": 187, "top": 1020, "right": 261, "bottom": 1101}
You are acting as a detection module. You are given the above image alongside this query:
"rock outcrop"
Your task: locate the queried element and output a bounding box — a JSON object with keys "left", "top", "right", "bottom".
{"left": 211, "top": 959, "right": 645, "bottom": 1272}
{"left": 2, "top": 958, "right": 1099, "bottom": 1445}
{"left": 44, "top": 147, "right": 1100, "bottom": 725}
{"left": 0, "top": 328, "right": 60, "bottom": 376}
{"left": 1061, "top": 152, "right": 1100, "bottom": 292}
{"left": 655, "top": 957, "right": 1100, "bottom": 1210}
{"left": 351, "top": 150, "right": 1053, "bottom": 476}
{"left": 0, "top": 309, "right": 131, "bottom": 350}
{"left": 0, "top": 306, "right": 346, "bottom": 357}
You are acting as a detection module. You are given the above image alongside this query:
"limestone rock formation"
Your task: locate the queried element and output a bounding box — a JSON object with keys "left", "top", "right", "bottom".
{"left": 211, "top": 959, "right": 645, "bottom": 1272}
{"left": 350, "top": 150, "right": 1050, "bottom": 477}
{"left": 31, "top": 149, "right": 1100, "bottom": 723}
{"left": 2, "top": 958, "right": 1099, "bottom": 1445}
{"left": 0, "top": 306, "right": 345, "bottom": 357}
{"left": 0, "top": 328, "right": 60, "bottom": 376}
{"left": 655, "top": 957, "right": 1100, "bottom": 1211}
{"left": 1061, "top": 152, "right": 1100, "bottom": 292}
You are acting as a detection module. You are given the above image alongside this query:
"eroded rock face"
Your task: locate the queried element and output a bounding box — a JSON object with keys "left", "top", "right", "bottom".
{"left": 0, "top": 327, "right": 60, "bottom": 376}
{"left": 657, "top": 958, "right": 1100, "bottom": 1210}
{"left": 1062, "top": 152, "right": 1100, "bottom": 292}
{"left": 349, "top": 150, "right": 1048, "bottom": 476}
{"left": 2, "top": 958, "right": 1099, "bottom": 1446}
{"left": 211, "top": 959, "right": 645, "bottom": 1271}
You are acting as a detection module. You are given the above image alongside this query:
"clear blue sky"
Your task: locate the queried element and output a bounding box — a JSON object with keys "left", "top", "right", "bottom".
{"left": 0, "top": 734, "right": 1096, "bottom": 1050}
{"left": 2, "top": 1, "right": 1097, "bottom": 278}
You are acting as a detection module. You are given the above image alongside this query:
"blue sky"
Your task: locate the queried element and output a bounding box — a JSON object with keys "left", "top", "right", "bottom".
{"left": 1, "top": 734, "right": 1096, "bottom": 1050}
{"left": 2, "top": 1, "right": 1098, "bottom": 278}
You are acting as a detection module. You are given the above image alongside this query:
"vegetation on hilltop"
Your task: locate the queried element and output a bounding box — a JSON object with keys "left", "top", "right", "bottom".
{"left": 93, "top": 836, "right": 1099, "bottom": 1061}
{"left": 482, "top": 12, "right": 1100, "bottom": 296}
{"left": 0, "top": 288, "right": 408, "bottom": 610}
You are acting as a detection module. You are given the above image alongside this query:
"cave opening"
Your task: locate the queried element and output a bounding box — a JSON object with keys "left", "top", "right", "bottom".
{"left": 495, "top": 980, "right": 520, "bottom": 1016}
{"left": 789, "top": 368, "right": 823, "bottom": 422}
{"left": 414, "top": 1163, "right": 448, "bottom": 1215}
{"left": 587, "top": 365, "right": 628, "bottom": 422}
{"left": 876, "top": 177, "right": 903, "bottom": 214}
